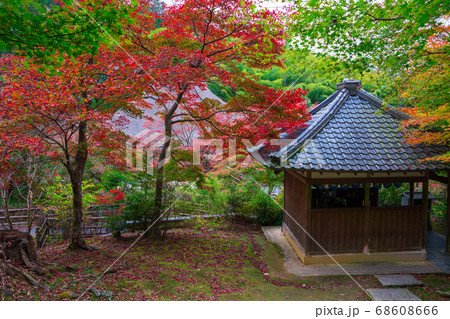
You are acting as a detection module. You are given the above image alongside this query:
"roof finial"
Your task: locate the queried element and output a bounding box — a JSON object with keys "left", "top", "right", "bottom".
{"left": 337, "top": 79, "right": 362, "bottom": 95}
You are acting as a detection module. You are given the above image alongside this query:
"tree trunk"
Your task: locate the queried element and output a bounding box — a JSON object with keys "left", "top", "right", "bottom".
{"left": 151, "top": 89, "right": 185, "bottom": 240}
{"left": 0, "top": 230, "right": 49, "bottom": 298}
{"left": 151, "top": 131, "right": 171, "bottom": 240}
{"left": 67, "top": 122, "right": 94, "bottom": 251}
{"left": 68, "top": 178, "right": 86, "bottom": 249}
{"left": 26, "top": 187, "right": 34, "bottom": 234}
{"left": 0, "top": 187, "right": 14, "bottom": 231}
{"left": 0, "top": 230, "right": 40, "bottom": 270}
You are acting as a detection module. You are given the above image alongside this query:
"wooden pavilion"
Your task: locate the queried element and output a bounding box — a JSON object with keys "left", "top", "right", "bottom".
{"left": 251, "top": 79, "right": 449, "bottom": 264}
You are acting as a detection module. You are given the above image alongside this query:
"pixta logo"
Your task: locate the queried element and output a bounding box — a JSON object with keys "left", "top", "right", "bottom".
{"left": 126, "top": 128, "right": 323, "bottom": 174}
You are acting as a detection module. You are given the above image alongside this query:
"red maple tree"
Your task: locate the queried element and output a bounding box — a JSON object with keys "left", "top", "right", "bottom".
{"left": 0, "top": 130, "right": 44, "bottom": 230}
{"left": 119, "top": 0, "right": 309, "bottom": 238}
{"left": 0, "top": 48, "right": 143, "bottom": 249}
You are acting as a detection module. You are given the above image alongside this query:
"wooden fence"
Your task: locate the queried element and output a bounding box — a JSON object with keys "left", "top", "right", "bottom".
{"left": 0, "top": 208, "right": 112, "bottom": 248}
{"left": 35, "top": 214, "right": 111, "bottom": 248}
{"left": 2, "top": 203, "right": 216, "bottom": 249}
{"left": 0, "top": 208, "right": 43, "bottom": 231}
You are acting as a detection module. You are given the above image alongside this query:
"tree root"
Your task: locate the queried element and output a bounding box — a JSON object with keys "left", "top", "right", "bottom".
{"left": 0, "top": 230, "right": 50, "bottom": 299}
{"left": 19, "top": 239, "right": 44, "bottom": 275}
{"left": 4, "top": 263, "right": 49, "bottom": 292}
{"left": 67, "top": 239, "right": 97, "bottom": 251}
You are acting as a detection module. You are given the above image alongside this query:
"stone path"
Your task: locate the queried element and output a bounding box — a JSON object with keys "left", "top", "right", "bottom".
{"left": 426, "top": 231, "right": 450, "bottom": 273}
{"left": 262, "top": 226, "right": 443, "bottom": 277}
{"left": 367, "top": 288, "right": 421, "bottom": 301}
{"left": 375, "top": 274, "right": 423, "bottom": 287}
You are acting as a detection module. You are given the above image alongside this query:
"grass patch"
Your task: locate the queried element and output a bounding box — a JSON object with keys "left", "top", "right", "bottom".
{"left": 4, "top": 220, "right": 445, "bottom": 301}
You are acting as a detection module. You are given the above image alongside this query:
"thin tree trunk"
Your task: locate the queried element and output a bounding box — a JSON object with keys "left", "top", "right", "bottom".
{"left": 67, "top": 122, "right": 94, "bottom": 251}
{"left": 0, "top": 187, "right": 14, "bottom": 230}
{"left": 26, "top": 187, "right": 33, "bottom": 234}
{"left": 152, "top": 123, "right": 172, "bottom": 240}
{"left": 152, "top": 89, "right": 185, "bottom": 240}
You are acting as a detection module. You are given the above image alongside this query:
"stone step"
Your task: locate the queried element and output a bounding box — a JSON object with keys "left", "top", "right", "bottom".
{"left": 375, "top": 274, "right": 423, "bottom": 287}
{"left": 367, "top": 288, "right": 421, "bottom": 301}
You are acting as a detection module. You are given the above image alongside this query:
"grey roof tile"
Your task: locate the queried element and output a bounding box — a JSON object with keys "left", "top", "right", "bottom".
{"left": 254, "top": 84, "right": 449, "bottom": 172}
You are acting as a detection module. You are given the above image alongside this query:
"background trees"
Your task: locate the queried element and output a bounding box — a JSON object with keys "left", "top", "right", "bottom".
{"left": 291, "top": 0, "right": 448, "bottom": 72}
{"left": 209, "top": 51, "right": 392, "bottom": 107}
{"left": 0, "top": 0, "right": 132, "bottom": 59}
{"left": 291, "top": 0, "right": 449, "bottom": 160}
{"left": 392, "top": 29, "right": 450, "bottom": 162}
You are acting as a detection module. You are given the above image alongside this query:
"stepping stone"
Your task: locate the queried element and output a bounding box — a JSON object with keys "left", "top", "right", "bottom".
{"left": 367, "top": 288, "right": 421, "bottom": 301}
{"left": 375, "top": 274, "right": 423, "bottom": 287}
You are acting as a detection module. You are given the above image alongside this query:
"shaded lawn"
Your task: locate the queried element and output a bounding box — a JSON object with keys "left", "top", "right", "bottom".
{"left": 11, "top": 221, "right": 450, "bottom": 301}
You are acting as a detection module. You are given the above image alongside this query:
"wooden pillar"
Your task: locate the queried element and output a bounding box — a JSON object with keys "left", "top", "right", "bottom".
{"left": 409, "top": 182, "right": 415, "bottom": 206}
{"left": 306, "top": 173, "right": 312, "bottom": 256}
{"left": 364, "top": 181, "right": 370, "bottom": 254}
{"left": 446, "top": 173, "right": 450, "bottom": 253}
{"left": 422, "top": 177, "right": 429, "bottom": 250}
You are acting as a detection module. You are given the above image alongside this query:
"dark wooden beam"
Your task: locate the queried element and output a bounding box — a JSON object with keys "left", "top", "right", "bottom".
{"left": 364, "top": 181, "right": 370, "bottom": 254}
{"left": 429, "top": 172, "right": 448, "bottom": 184}
{"left": 409, "top": 182, "right": 415, "bottom": 206}
{"left": 306, "top": 172, "right": 312, "bottom": 256}
{"left": 309, "top": 176, "right": 427, "bottom": 184}
{"left": 287, "top": 171, "right": 307, "bottom": 184}
{"left": 422, "top": 177, "right": 429, "bottom": 250}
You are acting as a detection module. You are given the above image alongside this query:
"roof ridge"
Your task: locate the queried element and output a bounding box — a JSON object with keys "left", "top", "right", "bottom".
{"left": 309, "top": 90, "right": 341, "bottom": 115}
{"left": 357, "top": 89, "right": 410, "bottom": 121}
{"left": 269, "top": 89, "right": 350, "bottom": 162}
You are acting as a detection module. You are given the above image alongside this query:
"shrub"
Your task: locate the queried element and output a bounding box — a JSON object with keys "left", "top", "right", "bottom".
{"left": 123, "top": 187, "right": 156, "bottom": 232}
{"left": 431, "top": 183, "right": 447, "bottom": 219}
{"left": 378, "top": 183, "right": 408, "bottom": 206}
{"left": 38, "top": 175, "right": 98, "bottom": 238}
{"left": 253, "top": 191, "right": 283, "bottom": 226}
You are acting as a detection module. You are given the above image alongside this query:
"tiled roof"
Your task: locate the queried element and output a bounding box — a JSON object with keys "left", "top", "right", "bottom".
{"left": 252, "top": 80, "right": 449, "bottom": 172}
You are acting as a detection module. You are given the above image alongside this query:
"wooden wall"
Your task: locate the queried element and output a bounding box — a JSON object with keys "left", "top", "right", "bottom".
{"left": 310, "top": 208, "right": 366, "bottom": 254}
{"left": 284, "top": 172, "right": 426, "bottom": 255}
{"left": 368, "top": 206, "right": 424, "bottom": 252}
{"left": 308, "top": 206, "right": 424, "bottom": 254}
{"left": 284, "top": 172, "right": 308, "bottom": 249}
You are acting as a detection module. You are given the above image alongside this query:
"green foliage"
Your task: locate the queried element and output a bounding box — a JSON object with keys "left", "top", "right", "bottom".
{"left": 431, "top": 184, "right": 447, "bottom": 219}
{"left": 290, "top": 0, "right": 448, "bottom": 73}
{"left": 0, "top": 0, "right": 134, "bottom": 60}
{"left": 168, "top": 167, "right": 284, "bottom": 226}
{"left": 207, "top": 82, "right": 234, "bottom": 102}
{"left": 164, "top": 146, "right": 205, "bottom": 185}
{"left": 211, "top": 167, "right": 284, "bottom": 225}
{"left": 101, "top": 169, "right": 134, "bottom": 191}
{"left": 38, "top": 175, "right": 99, "bottom": 235}
{"left": 253, "top": 191, "right": 283, "bottom": 226}
{"left": 192, "top": 217, "right": 224, "bottom": 230}
{"left": 378, "top": 184, "right": 408, "bottom": 207}
{"left": 209, "top": 50, "right": 390, "bottom": 105}
{"left": 103, "top": 172, "right": 174, "bottom": 236}
{"left": 123, "top": 185, "right": 156, "bottom": 232}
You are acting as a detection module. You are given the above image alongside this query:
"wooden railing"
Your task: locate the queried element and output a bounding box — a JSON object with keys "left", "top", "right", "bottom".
{"left": 36, "top": 217, "right": 52, "bottom": 249}
{"left": 3, "top": 203, "right": 215, "bottom": 248}
{"left": 0, "top": 208, "right": 43, "bottom": 231}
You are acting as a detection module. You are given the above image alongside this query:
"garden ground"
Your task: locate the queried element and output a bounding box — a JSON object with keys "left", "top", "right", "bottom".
{"left": 9, "top": 219, "right": 450, "bottom": 301}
